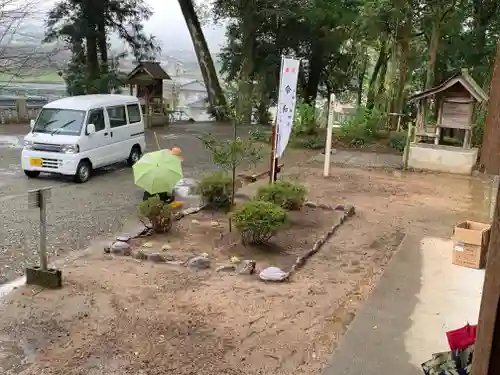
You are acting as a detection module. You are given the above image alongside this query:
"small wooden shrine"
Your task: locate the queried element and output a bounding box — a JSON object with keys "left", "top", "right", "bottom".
{"left": 408, "top": 69, "right": 488, "bottom": 148}
{"left": 125, "top": 61, "right": 171, "bottom": 116}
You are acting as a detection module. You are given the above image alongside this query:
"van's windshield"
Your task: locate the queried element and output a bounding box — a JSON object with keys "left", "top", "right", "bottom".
{"left": 32, "top": 108, "right": 86, "bottom": 136}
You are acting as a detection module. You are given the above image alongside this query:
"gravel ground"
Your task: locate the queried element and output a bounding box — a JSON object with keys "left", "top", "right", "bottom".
{"left": 0, "top": 163, "right": 493, "bottom": 375}
{"left": 0, "top": 122, "right": 254, "bottom": 283}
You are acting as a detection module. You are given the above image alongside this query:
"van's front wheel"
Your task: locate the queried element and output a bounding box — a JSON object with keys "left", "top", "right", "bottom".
{"left": 74, "top": 160, "right": 91, "bottom": 183}
{"left": 24, "top": 170, "right": 40, "bottom": 178}
{"left": 127, "top": 146, "right": 142, "bottom": 166}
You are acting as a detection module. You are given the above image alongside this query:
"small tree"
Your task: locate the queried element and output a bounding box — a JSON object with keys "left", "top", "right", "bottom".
{"left": 199, "top": 78, "right": 263, "bottom": 207}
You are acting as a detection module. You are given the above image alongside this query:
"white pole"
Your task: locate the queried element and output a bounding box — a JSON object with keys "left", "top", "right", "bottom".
{"left": 323, "top": 93, "right": 336, "bottom": 177}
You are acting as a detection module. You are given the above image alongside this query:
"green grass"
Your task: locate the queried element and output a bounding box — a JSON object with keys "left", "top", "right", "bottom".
{"left": 0, "top": 71, "right": 64, "bottom": 84}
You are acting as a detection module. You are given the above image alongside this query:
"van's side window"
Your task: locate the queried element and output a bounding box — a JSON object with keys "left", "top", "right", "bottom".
{"left": 107, "top": 105, "right": 127, "bottom": 128}
{"left": 127, "top": 104, "right": 142, "bottom": 123}
{"left": 87, "top": 108, "right": 105, "bottom": 132}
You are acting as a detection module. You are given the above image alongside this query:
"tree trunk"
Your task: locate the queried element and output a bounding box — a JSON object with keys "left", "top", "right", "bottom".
{"left": 357, "top": 56, "right": 368, "bottom": 107}
{"left": 471, "top": 182, "right": 500, "bottom": 375}
{"left": 97, "top": 3, "right": 109, "bottom": 94}
{"left": 82, "top": 1, "right": 99, "bottom": 92}
{"left": 238, "top": 0, "right": 256, "bottom": 125}
{"left": 425, "top": 20, "right": 440, "bottom": 89}
{"left": 304, "top": 43, "right": 325, "bottom": 105}
{"left": 256, "top": 99, "right": 270, "bottom": 125}
{"left": 391, "top": 21, "right": 411, "bottom": 129}
{"left": 177, "top": 0, "right": 228, "bottom": 121}
{"left": 366, "top": 40, "right": 387, "bottom": 110}
{"left": 480, "top": 39, "right": 500, "bottom": 174}
{"left": 376, "top": 51, "right": 388, "bottom": 99}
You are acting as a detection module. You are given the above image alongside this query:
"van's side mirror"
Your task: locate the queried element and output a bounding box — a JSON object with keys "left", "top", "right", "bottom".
{"left": 86, "top": 123, "right": 96, "bottom": 135}
{"left": 30, "top": 119, "right": 35, "bottom": 129}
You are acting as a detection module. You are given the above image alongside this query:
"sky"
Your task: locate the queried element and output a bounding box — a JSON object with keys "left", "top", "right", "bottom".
{"left": 144, "top": 0, "right": 226, "bottom": 53}
{"left": 27, "top": 0, "right": 227, "bottom": 54}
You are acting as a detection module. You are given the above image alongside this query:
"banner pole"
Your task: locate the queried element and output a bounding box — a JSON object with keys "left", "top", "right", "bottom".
{"left": 270, "top": 55, "right": 284, "bottom": 183}
{"left": 269, "top": 119, "right": 277, "bottom": 183}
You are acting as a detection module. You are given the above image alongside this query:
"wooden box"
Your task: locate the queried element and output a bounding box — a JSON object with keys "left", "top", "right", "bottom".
{"left": 452, "top": 221, "right": 491, "bottom": 269}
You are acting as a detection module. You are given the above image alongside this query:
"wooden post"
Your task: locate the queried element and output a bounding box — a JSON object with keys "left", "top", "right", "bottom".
{"left": 324, "top": 93, "right": 336, "bottom": 177}
{"left": 403, "top": 122, "right": 413, "bottom": 170}
{"left": 269, "top": 120, "right": 278, "bottom": 183}
{"left": 472, "top": 183, "right": 500, "bottom": 375}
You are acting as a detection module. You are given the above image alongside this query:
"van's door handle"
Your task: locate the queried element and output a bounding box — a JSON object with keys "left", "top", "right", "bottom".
{"left": 110, "top": 132, "right": 113, "bottom": 137}
{"left": 104, "top": 132, "right": 108, "bottom": 136}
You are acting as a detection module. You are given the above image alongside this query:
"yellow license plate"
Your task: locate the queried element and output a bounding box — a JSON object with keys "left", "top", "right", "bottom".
{"left": 29, "top": 158, "right": 42, "bottom": 167}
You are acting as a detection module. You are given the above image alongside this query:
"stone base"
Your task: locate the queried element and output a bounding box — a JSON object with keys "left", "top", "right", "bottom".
{"left": 408, "top": 144, "right": 478, "bottom": 175}
{"left": 25, "top": 267, "right": 62, "bottom": 289}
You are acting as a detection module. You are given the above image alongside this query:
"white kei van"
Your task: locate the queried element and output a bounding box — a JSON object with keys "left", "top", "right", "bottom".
{"left": 22, "top": 94, "right": 146, "bottom": 183}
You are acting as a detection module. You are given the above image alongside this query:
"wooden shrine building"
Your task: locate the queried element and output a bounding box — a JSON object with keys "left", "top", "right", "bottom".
{"left": 125, "top": 61, "right": 171, "bottom": 118}
{"left": 408, "top": 69, "right": 488, "bottom": 148}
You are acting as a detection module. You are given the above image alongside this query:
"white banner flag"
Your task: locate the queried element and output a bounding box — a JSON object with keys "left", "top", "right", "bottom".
{"left": 275, "top": 57, "right": 300, "bottom": 159}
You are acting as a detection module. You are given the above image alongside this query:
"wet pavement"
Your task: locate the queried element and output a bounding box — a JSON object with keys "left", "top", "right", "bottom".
{"left": 0, "top": 122, "right": 251, "bottom": 283}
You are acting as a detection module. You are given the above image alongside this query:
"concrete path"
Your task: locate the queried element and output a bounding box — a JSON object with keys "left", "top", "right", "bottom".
{"left": 314, "top": 150, "right": 402, "bottom": 169}
{"left": 323, "top": 234, "right": 484, "bottom": 375}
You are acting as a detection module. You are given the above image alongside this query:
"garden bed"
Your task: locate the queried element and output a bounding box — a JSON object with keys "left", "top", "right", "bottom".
{"left": 0, "top": 162, "right": 473, "bottom": 375}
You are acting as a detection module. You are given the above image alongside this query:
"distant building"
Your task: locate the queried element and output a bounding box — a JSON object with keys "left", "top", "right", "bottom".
{"left": 178, "top": 79, "right": 207, "bottom": 106}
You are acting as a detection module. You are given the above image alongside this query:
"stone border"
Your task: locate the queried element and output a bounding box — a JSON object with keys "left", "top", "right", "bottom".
{"left": 284, "top": 203, "right": 355, "bottom": 279}
{"left": 173, "top": 204, "right": 207, "bottom": 221}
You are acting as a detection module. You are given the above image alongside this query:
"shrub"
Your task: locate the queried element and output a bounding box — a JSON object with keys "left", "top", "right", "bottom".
{"left": 249, "top": 128, "right": 271, "bottom": 143}
{"left": 292, "top": 135, "right": 324, "bottom": 150}
{"left": 293, "top": 101, "right": 318, "bottom": 135}
{"left": 232, "top": 200, "right": 287, "bottom": 245}
{"left": 138, "top": 196, "right": 173, "bottom": 233}
{"left": 196, "top": 171, "right": 233, "bottom": 209}
{"left": 255, "top": 180, "right": 307, "bottom": 210}
{"left": 341, "top": 107, "right": 385, "bottom": 145}
{"left": 388, "top": 131, "right": 407, "bottom": 152}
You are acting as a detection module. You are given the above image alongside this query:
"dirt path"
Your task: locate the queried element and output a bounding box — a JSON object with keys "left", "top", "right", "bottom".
{"left": 0, "top": 159, "right": 492, "bottom": 375}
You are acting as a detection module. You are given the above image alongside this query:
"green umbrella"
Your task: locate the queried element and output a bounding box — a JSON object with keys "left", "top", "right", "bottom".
{"left": 133, "top": 149, "right": 183, "bottom": 194}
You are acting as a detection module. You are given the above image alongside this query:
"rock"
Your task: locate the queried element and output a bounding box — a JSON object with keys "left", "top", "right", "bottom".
{"left": 230, "top": 256, "right": 241, "bottom": 264}
{"left": 148, "top": 253, "right": 165, "bottom": 263}
{"left": 103, "top": 242, "right": 112, "bottom": 253}
{"left": 161, "top": 244, "right": 171, "bottom": 251}
{"left": 111, "top": 241, "right": 131, "bottom": 255}
{"left": 210, "top": 221, "right": 219, "bottom": 227}
{"left": 183, "top": 207, "right": 200, "bottom": 215}
{"left": 216, "top": 265, "right": 236, "bottom": 272}
{"left": 164, "top": 254, "right": 176, "bottom": 262}
{"left": 259, "top": 266, "right": 288, "bottom": 281}
{"left": 142, "top": 242, "right": 153, "bottom": 248}
{"left": 200, "top": 252, "right": 209, "bottom": 258}
{"left": 335, "top": 204, "right": 355, "bottom": 216}
{"left": 132, "top": 225, "right": 149, "bottom": 237}
{"left": 116, "top": 234, "right": 131, "bottom": 242}
{"left": 188, "top": 256, "right": 211, "bottom": 270}
{"left": 191, "top": 219, "right": 200, "bottom": 224}
{"left": 133, "top": 250, "right": 148, "bottom": 260}
{"left": 238, "top": 260, "right": 256, "bottom": 275}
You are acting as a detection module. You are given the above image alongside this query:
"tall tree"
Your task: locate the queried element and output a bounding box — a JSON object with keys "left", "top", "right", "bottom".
{"left": 480, "top": 39, "right": 500, "bottom": 173}
{"left": 178, "top": 0, "right": 229, "bottom": 121}
{"left": 45, "top": 0, "right": 159, "bottom": 95}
